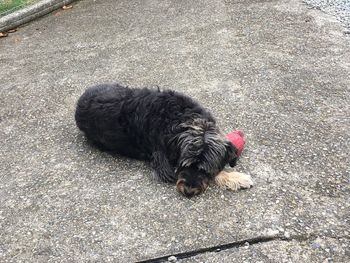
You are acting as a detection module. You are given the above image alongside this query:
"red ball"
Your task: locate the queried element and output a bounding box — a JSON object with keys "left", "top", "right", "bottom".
{"left": 226, "top": 130, "right": 245, "bottom": 156}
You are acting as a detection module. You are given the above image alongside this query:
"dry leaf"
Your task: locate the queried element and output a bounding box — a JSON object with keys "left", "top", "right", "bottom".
{"left": 8, "top": 29, "right": 17, "bottom": 33}
{"left": 62, "top": 5, "right": 73, "bottom": 10}
{"left": 0, "top": 32, "right": 8, "bottom": 37}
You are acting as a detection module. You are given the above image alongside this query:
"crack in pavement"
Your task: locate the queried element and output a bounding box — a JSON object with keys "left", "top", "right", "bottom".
{"left": 136, "top": 234, "right": 350, "bottom": 263}
{"left": 136, "top": 235, "right": 283, "bottom": 263}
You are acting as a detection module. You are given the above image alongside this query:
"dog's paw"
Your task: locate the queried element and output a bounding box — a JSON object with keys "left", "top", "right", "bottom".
{"left": 215, "top": 171, "right": 253, "bottom": 191}
{"left": 234, "top": 172, "right": 254, "bottom": 189}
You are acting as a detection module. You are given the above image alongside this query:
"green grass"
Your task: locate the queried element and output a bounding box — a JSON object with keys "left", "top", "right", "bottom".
{"left": 0, "top": 0, "right": 35, "bottom": 16}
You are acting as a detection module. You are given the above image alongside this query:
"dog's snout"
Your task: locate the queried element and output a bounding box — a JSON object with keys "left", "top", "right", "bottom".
{"left": 176, "top": 178, "right": 206, "bottom": 198}
{"left": 183, "top": 187, "right": 197, "bottom": 198}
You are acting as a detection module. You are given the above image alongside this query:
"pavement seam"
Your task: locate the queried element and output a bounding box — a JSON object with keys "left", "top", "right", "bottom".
{"left": 136, "top": 234, "right": 350, "bottom": 262}
{"left": 136, "top": 235, "right": 283, "bottom": 263}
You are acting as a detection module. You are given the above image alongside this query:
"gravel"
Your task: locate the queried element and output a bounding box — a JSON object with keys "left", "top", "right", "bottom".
{"left": 303, "top": 0, "right": 350, "bottom": 29}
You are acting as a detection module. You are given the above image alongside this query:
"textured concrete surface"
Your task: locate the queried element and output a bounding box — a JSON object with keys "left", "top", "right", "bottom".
{"left": 0, "top": 0, "right": 349, "bottom": 262}
{"left": 303, "top": 0, "right": 350, "bottom": 29}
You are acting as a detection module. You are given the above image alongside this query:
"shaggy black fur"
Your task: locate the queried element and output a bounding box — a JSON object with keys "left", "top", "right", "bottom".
{"left": 75, "top": 83, "right": 238, "bottom": 197}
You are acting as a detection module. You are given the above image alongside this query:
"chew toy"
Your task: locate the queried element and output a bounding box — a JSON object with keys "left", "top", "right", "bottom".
{"left": 226, "top": 130, "right": 245, "bottom": 156}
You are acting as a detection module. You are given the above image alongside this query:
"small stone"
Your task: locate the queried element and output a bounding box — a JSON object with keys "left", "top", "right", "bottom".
{"left": 266, "top": 229, "right": 279, "bottom": 236}
{"left": 284, "top": 232, "right": 290, "bottom": 239}
{"left": 168, "top": 255, "right": 177, "bottom": 262}
{"left": 311, "top": 242, "right": 321, "bottom": 249}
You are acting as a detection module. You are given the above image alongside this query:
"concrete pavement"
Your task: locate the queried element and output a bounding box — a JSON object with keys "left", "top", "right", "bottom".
{"left": 0, "top": 0, "right": 349, "bottom": 262}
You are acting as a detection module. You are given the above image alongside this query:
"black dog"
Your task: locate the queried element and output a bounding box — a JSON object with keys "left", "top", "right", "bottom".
{"left": 75, "top": 83, "right": 252, "bottom": 197}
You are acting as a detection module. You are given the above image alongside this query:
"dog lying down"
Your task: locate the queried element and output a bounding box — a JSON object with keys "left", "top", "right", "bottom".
{"left": 75, "top": 83, "right": 253, "bottom": 197}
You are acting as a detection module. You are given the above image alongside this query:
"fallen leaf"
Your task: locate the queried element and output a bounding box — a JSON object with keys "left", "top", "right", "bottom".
{"left": 8, "top": 29, "right": 17, "bottom": 33}
{"left": 62, "top": 5, "right": 73, "bottom": 10}
{"left": 0, "top": 32, "right": 8, "bottom": 37}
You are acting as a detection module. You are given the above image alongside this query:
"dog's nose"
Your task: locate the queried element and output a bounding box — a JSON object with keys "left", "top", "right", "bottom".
{"left": 176, "top": 178, "right": 201, "bottom": 198}
{"left": 183, "top": 186, "right": 197, "bottom": 198}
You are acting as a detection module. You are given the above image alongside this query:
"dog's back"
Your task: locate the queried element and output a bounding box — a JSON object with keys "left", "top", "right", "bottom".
{"left": 75, "top": 83, "right": 129, "bottom": 132}
{"left": 75, "top": 83, "right": 148, "bottom": 157}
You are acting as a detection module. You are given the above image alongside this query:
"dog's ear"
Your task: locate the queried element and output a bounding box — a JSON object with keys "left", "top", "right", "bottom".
{"left": 225, "top": 141, "right": 238, "bottom": 167}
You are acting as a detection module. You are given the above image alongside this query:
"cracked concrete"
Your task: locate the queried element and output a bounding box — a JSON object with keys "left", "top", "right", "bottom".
{"left": 0, "top": 0, "right": 349, "bottom": 262}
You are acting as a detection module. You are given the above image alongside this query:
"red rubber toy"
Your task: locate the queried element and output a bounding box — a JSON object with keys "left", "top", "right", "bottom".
{"left": 226, "top": 130, "right": 245, "bottom": 156}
